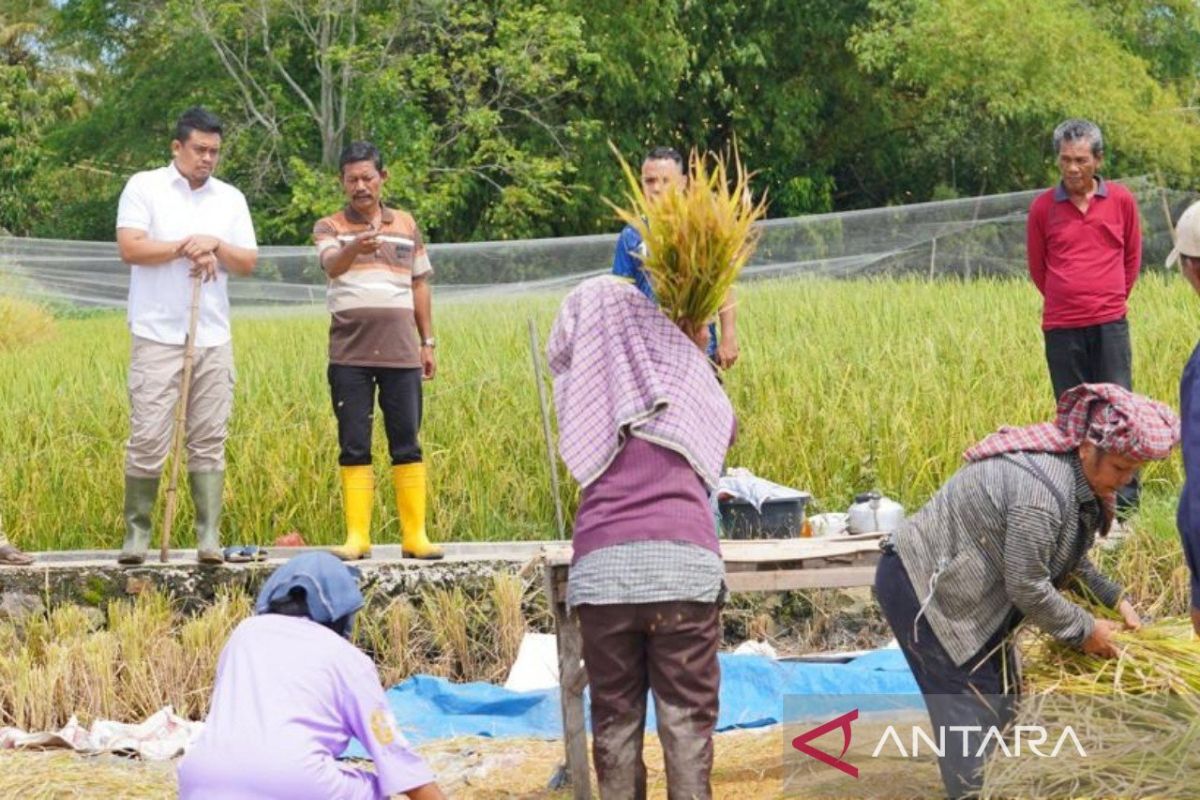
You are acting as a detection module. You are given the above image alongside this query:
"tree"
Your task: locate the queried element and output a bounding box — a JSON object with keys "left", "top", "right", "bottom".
{"left": 0, "top": 3, "right": 81, "bottom": 235}
{"left": 849, "top": 0, "right": 1200, "bottom": 198}
{"left": 192, "top": 0, "right": 387, "bottom": 172}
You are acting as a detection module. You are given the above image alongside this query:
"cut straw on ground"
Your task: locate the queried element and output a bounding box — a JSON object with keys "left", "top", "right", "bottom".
{"left": 980, "top": 596, "right": 1200, "bottom": 797}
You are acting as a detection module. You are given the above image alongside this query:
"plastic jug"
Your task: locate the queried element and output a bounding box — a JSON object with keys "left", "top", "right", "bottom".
{"left": 847, "top": 491, "right": 905, "bottom": 535}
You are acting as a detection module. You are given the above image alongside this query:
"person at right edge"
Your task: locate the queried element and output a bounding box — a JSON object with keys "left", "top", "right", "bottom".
{"left": 1027, "top": 118, "right": 1143, "bottom": 514}
{"left": 548, "top": 276, "right": 736, "bottom": 800}
{"left": 1171, "top": 200, "right": 1200, "bottom": 636}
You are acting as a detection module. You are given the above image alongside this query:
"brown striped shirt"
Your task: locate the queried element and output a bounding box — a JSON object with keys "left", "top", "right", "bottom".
{"left": 313, "top": 204, "right": 432, "bottom": 368}
{"left": 891, "top": 451, "right": 1122, "bottom": 666}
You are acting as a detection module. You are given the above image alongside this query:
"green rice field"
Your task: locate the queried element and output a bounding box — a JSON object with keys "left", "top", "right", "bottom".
{"left": 1, "top": 273, "right": 1196, "bottom": 552}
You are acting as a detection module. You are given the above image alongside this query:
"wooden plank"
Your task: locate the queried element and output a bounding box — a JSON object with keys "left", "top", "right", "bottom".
{"left": 720, "top": 538, "right": 882, "bottom": 563}
{"left": 543, "top": 536, "right": 884, "bottom": 567}
{"left": 723, "top": 565, "right": 878, "bottom": 593}
{"left": 542, "top": 545, "right": 574, "bottom": 567}
{"left": 543, "top": 564, "right": 592, "bottom": 799}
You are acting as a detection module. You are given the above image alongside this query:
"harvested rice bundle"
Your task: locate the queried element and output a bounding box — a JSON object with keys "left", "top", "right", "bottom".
{"left": 609, "top": 145, "right": 766, "bottom": 337}
{"left": 983, "top": 609, "right": 1200, "bottom": 797}
{"left": 1023, "top": 609, "right": 1200, "bottom": 708}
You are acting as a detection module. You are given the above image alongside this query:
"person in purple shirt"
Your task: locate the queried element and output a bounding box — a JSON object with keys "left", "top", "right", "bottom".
{"left": 612, "top": 146, "right": 740, "bottom": 369}
{"left": 178, "top": 552, "right": 444, "bottom": 800}
{"left": 1173, "top": 201, "right": 1200, "bottom": 637}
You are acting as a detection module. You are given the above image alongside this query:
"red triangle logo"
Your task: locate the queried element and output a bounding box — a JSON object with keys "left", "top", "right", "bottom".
{"left": 791, "top": 708, "right": 859, "bottom": 778}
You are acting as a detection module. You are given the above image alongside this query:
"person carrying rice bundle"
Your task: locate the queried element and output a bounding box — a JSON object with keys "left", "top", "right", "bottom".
{"left": 548, "top": 149, "right": 760, "bottom": 799}
{"left": 874, "top": 383, "right": 1179, "bottom": 800}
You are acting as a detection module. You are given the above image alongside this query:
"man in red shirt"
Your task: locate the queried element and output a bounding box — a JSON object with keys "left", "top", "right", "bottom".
{"left": 1027, "top": 118, "right": 1143, "bottom": 510}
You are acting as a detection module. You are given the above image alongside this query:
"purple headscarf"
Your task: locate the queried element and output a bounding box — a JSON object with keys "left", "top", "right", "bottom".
{"left": 547, "top": 276, "right": 734, "bottom": 489}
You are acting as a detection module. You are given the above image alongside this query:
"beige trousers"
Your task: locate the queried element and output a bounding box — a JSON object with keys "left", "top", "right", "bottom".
{"left": 124, "top": 336, "right": 235, "bottom": 478}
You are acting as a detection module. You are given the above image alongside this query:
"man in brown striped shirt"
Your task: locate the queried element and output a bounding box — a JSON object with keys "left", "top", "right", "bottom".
{"left": 314, "top": 141, "right": 442, "bottom": 560}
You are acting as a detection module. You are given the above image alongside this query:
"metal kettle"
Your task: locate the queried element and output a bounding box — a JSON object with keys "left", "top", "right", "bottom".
{"left": 847, "top": 491, "right": 905, "bottom": 535}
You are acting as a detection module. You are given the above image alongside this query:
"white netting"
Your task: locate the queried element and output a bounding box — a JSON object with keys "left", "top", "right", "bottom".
{"left": 1, "top": 176, "right": 1193, "bottom": 309}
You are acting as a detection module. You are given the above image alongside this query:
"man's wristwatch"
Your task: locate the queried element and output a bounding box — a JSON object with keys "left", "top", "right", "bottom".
{"left": 422, "top": 337, "right": 437, "bottom": 349}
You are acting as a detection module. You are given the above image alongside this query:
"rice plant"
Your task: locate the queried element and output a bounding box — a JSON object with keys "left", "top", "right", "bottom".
{"left": 0, "top": 273, "right": 1196, "bottom": 552}
{"left": 0, "top": 296, "right": 54, "bottom": 353}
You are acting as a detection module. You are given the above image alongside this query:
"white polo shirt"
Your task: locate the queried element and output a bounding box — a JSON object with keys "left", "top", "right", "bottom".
{"left": 116, "top": 162, "right": 257, "bottom": 347}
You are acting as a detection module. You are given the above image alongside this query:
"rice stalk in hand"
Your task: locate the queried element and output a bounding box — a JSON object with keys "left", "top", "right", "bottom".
{"left": 608, "top": 144, "right": 766, "bottom": 333}
{"left": 1022, "top": 604, "right": 1200, "bottom": 709}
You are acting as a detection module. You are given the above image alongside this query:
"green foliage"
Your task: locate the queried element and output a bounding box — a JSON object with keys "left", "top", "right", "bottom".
{"left": 0, "top": 5, "right": 82, "bottom": 235}
{"left": 376, "top": 0, "right": 600, "bottom": 240}
{"left": 257, "top": 158, "right": 346, "bottom": 246}
{"left": 850, "top": 0, "right": 1200, "bottom": 195}
{"left": 7, "top": 0, "right": 1200, "bottom": 241}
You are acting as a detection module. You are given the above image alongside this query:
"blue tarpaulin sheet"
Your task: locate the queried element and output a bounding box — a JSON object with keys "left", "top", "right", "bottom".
{"left": 344, "top": 649, "right": 919, "bottom": 755}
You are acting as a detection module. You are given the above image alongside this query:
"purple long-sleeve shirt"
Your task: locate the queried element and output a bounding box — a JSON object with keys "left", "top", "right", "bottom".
{"left": 1179, "top": 342, "right": 1200, "bottom": 611}
{"left": 178, "top": 614, "right": 434, "bottom": 800}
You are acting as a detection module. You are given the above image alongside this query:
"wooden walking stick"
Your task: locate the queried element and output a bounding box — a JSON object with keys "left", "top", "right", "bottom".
{"left": 160, "top": 274, "right": 203, "bottom": 563}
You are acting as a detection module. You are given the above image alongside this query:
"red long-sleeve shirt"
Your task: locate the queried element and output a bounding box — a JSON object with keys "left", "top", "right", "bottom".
{"left": 1026, "top": 177, "right": 1141, "bottom": 331}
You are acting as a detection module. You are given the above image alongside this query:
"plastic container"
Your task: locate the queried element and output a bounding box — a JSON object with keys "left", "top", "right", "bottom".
{"left": 719, "top": 496, "right": 809, "bottom": 540}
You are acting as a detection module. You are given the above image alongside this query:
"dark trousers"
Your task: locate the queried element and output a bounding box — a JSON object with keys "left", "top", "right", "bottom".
{"left": 874, "top": 550, "right": 1017, "bottom": 800}
{"left": 1044, "top": 318, "right": 1139, "bottom": 511}
{"left": 327, "top": 364, "right": 422, "bottom": 466}
{"left": 577, "top": 601, "right": 721, "bottom": 800}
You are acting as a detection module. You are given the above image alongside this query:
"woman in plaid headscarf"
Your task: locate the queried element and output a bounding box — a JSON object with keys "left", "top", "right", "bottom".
{"left": 874, "top": 383, "right": 1179, "bottom": 800}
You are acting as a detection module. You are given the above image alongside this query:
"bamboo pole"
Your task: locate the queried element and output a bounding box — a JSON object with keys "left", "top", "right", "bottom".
{"left": 160, "top": 274, "right": 203, "bottom": 562}
{"left": 1157, "top": 170, "right": 1178, "bottom": 245}
{"left": 528, "top": 318, "right": 566, "bottom": 539}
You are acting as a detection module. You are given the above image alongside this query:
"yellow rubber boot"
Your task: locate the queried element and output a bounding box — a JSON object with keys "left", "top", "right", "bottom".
{"left": 333, "top": 465, "right": 374, "bottom": 561}
{"left": 394, "top": 462, "right": 443, "bottom": 560}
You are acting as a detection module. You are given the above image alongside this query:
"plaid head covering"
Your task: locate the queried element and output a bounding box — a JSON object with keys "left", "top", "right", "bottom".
{"left": 963, "top": 383, "right": 1180, "bottom": 463}
{"left": 547, "top": 276, "right": 734, "bottom": 490}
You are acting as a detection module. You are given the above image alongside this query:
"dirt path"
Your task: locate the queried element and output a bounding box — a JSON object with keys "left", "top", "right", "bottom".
{"left": 0, "top": 727, "right": 943, "bottom": 798}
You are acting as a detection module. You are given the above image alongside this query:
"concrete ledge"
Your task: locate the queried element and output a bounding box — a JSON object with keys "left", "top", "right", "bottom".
{"left": 0, "top": 543, "right": 555, "bottom": 616}
{"left": 26, "top": 541, "right": 555, "bottom": 567}
{"left": 0, "top": 542, "right": 891, "bottom": 654}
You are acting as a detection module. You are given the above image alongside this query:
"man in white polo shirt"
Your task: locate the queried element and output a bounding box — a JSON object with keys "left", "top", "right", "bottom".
{"left": 114, "top": 107, "right": 258, "bottom": 565}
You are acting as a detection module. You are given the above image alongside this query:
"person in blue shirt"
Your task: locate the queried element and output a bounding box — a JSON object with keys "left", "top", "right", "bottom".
{"left": 612, "top": 146, "right": 740, "bottom": 369}
{"left": 1173, "top": 200, "right": 1200, "bottom": 636}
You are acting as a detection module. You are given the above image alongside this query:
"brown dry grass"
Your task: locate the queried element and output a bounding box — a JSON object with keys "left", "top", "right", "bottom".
{"left": 1, "top": 574, "right": 536, "bottom": 730}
